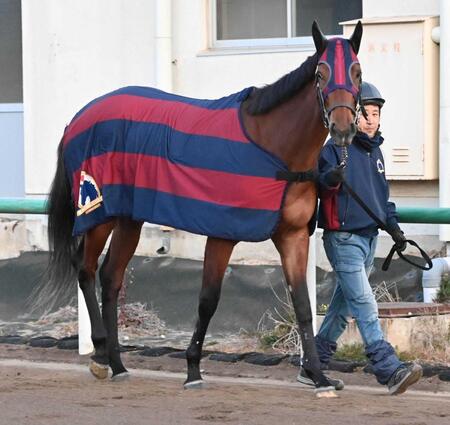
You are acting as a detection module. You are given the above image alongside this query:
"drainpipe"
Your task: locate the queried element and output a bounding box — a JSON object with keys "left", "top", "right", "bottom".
{"left": 421, "top": 3, "right": 450, "bottom": 306}
{"left": 155, "top": 0, "right": 173, "bottom": 92}
{"left": 80, "top": 1, "right": 174, "bottom": 354}
{"left": 438, "top": 0, "right": 450, "bottom": 255}
{"left": 155, "top": 0, "right": 174, "bottom": 251}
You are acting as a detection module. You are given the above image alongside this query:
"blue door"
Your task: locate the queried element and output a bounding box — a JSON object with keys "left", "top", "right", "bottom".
{"left": 0, "top": 103, "right": 24, "bottom": 197}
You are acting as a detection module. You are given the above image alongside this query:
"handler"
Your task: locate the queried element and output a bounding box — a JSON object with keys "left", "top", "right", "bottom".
{"left": 298, "top": 81, "right": 423, "bottom": 395}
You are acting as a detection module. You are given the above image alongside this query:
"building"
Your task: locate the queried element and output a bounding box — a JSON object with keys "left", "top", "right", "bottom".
{"left": 0, "top": 0, "right": 446, "bottom": 271}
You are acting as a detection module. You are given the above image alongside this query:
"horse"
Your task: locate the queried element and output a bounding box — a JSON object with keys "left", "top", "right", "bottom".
{"left": 43, "top": 21, "right": 363, "bottom": 397}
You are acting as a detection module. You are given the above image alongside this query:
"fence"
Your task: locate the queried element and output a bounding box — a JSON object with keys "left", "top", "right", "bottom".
{"left": 2, "top": 198, "right": 450, "bottom": 223}
{"left": 1, "top": 198, "right": 450, "bottom": 354}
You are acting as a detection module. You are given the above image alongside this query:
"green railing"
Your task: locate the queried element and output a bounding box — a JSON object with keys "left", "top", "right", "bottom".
{"left": 1, "top": 198, "right": 450, "bottom": 224}
{"left": 396, "top": 207, "right": 450, "bottom": 224}
{"left": 0, "top": 198, "right": 47, "bottom": 214}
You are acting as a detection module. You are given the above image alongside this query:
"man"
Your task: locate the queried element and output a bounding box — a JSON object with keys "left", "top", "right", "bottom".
{"left": 298, "top": 82, "right": 423, "bottom": 395}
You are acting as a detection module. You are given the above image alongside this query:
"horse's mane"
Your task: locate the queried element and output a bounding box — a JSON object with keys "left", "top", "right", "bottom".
{"left": 245, "top": 52, "right": 319, "bottom": 116}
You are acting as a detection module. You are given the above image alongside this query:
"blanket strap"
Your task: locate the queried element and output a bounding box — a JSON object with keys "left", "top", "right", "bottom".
{"left": 276, "top": 169, "right": 318, "bottom": 183}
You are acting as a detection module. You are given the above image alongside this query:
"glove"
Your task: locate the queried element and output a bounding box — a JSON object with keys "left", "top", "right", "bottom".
{"left": 324, "top": 166, "right": 345, "bottom": 187}
{"left": 389, "top": 227, "right": 407, "bottom": 252}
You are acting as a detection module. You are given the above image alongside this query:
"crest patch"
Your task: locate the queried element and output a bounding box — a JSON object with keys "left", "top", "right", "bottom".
{"left": 77, "top": 171, "right": 103, "bottom": 216}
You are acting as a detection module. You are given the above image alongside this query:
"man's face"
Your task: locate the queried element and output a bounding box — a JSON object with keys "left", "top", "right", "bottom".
{"left": 358, "top": 104, "right": 380, "bottom": 138}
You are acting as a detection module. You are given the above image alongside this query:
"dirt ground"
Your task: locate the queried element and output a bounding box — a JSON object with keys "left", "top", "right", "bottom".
{"left": 1, "top": 344, "right": 449, "bottom": 425}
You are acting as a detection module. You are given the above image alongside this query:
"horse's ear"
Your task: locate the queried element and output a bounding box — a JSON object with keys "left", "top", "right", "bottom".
{"left": 312, "top": 21, "right": 327, "bottom": 54}
{"left": 349, "top": 20, "right": 363, "bottom": 54}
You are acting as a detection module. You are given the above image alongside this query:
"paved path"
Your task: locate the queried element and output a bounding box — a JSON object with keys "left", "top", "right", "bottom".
{"left": 1, "top": 359, "right": 449, "bottom": 425}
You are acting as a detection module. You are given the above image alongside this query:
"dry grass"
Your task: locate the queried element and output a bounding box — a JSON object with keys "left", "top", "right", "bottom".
{"left": 373, "top": 280, "right": 400, "bottom": 303}
{"left": 256, "top": 277, "right": 450, "bottom": 364}
{"left": 408, "top": 313, "right": 450, "bottom": 364}
{"left": 257, "top": 285, "right": 302, "bottom": 355}
{"left": 436, "top": 273, "right": 450, "bottom": 304}
{"left": 32, "top": 302, "right": 166, "bottom": 340}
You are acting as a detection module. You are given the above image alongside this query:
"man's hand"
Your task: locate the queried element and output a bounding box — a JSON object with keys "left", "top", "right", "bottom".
{"left": 389, "top": 228, "right": 407, "bottom": 252}
{"left": 324, "top": 166, "right": 345, "bottom": 187}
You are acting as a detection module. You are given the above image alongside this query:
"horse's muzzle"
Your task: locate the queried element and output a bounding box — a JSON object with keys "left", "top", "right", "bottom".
{"left": 330, "top": 122, "right": 356, "bottom": 146}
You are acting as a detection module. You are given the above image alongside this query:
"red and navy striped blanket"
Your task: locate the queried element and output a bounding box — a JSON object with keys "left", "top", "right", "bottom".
{"left": 62, "top": 86, "right": 289, "bottom": 241}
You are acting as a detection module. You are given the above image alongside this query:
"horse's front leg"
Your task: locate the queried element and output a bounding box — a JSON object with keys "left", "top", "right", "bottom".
{"left": 272, "top": 228, "right": 337, "bottom": 398}
{"left": 185, "top": 237, "right": 237, "bottom": 388}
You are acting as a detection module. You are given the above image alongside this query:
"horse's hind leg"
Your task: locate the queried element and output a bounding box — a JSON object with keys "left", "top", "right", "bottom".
{"left": 185, "top": 237, "right": 236, "bottom": 389}
{"left": 78, "top": 220, "right": 115, "bottom": 379}
{"left": 99, "top": 217, "right": 143, "bottom": 379}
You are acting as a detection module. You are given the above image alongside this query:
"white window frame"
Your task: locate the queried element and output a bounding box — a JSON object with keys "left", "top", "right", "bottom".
{"left": 210, "top": 0, "right": 347, "bottom": 50}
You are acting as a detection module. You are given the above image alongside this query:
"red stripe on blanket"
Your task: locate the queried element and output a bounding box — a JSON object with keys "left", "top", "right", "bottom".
{"left": 64, "top": 94, "right": 249, "bottom": 145}
{"left": 72, "top": 152, "right": 286, "bottom": 211}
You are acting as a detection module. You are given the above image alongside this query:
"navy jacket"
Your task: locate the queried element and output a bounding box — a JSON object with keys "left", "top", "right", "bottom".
{"left": 318, "top": 131, "right": 399, "bottom": 237}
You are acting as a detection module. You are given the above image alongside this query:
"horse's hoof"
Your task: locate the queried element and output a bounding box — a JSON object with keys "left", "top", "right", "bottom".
{"left": 89, "top": 360, "right": 109, "bottom": 380}
{"left": 111, "top": 371, "right": 130, "bottom": 382}
{"left": 314, "top": 386, "right": 338, "bottom": 399}
{"left": 184, "top": 379, "right": 205, "bottom": 389}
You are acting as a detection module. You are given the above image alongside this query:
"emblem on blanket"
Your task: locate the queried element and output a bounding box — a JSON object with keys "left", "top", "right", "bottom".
{"left": 77, "top": 172, "right": 103, "bottom": 216}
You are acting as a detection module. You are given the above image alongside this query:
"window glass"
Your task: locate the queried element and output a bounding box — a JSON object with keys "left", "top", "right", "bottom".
{"left": 294, "top": 0, "right": 362, "bottom": 36}
{"left": 217, "top": 0, "right": 287, "bottom": 40}
{"left": 0, "top": 0, "right": 22, "bottom": 103}
{"left": 214, "top": 0, "right": 362, "bottom": 45}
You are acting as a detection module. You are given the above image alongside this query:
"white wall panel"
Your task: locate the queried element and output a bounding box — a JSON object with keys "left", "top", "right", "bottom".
{"left": 344, "top": 17, "right": 439, "bottom": 179}
{"left": 22, "top": 0, "right": 156, "bottom": 194}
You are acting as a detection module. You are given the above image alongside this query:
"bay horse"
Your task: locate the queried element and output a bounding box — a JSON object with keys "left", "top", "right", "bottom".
{"left": 44, "top": 21, "right": 363, "bottom": 397}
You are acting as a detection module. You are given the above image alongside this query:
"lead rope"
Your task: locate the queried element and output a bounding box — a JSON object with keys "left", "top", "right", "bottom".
{"left": 337, "top": 145, "right": 432, "bottom": 271}
{"left": 339, "top": 145, "right": 348, "bottom": 168}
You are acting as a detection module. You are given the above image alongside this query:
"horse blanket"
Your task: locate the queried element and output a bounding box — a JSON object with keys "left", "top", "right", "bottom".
{"left": 62, "top": 86, "right": 289, "bottom": 242}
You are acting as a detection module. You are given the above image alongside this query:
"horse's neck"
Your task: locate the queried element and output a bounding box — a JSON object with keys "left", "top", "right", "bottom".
{"left": 243, "top": 83, "right": 328, "bottom": 171}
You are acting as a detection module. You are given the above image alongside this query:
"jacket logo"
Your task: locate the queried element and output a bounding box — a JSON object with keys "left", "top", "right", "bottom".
{"left": 376, "top": 159, "right": 385, "bottom": 174}
{"left": 77, "top": 171, "right": 103, "bottom": 216}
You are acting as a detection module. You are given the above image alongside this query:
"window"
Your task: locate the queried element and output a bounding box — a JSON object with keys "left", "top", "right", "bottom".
{"left": 213, "top": 0, "right": 362, "bottom": 48}
{"left": 0, "top": 0, "right": 22, "bottom": 102}
{"left": 217, "top": 0, "right": 287, "bottom": 40}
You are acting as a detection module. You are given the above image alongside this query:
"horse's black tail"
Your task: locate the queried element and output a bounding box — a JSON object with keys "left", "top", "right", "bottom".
{"left": 30, "top": 138, "right": 80, "bottom": 313}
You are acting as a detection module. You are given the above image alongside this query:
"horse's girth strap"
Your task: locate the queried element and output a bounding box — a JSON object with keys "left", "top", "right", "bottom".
{"left": 276, "top": 169, "right": 318, "bottom": 183}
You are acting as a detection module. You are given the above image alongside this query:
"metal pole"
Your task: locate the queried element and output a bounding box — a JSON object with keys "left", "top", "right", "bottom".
{"left": 78, "top": 288, "right": 94, "bottom": 354}
{"left": 397, "top": 207, "right": 450, "bottom": 224}
{"left": 2, "top": 199, "right": 450, "bottom": 223}
{"left": 439, "top": 0, "right": 450, "bottom": 247}
{"left": 307, "top": 235, "right": 316, "bottom": 333}
{"left": 0, "top": 198, "right": 46, "bottom": 214}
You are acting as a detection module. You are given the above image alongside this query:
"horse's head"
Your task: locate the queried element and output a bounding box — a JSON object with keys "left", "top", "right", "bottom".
{"left": 312, "top": 21, "right": 363, "bottom": 147}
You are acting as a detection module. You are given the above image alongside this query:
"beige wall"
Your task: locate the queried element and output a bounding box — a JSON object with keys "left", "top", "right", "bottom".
{"left": 22, "top": 0, "right": 156, "bottom": 195}
{"left": 20, "top": 0, "right": 442, "bottom": 247}
{"left": 21, "top": 0, "right": 320, "bottom": 195}
{"left": 23, "top": 0, "right": 441, "bottom": 194}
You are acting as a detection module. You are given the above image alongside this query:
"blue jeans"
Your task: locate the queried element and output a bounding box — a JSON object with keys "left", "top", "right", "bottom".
{"left": 316, "top": 231, "right": 403, "bottom": 384}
